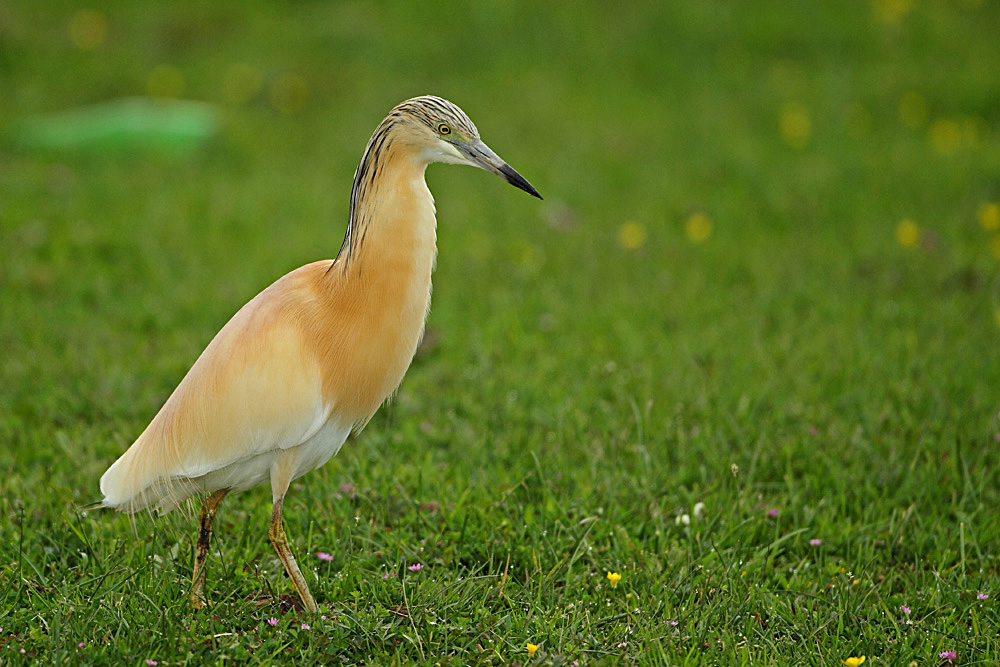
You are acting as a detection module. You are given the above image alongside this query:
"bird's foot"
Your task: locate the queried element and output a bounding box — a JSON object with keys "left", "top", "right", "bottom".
{"left": 189, "top": 589, "right": 208, "bottom": 610}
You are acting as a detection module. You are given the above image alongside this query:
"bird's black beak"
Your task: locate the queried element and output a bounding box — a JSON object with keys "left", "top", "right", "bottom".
{"left": 461, "top": 139, "right": 543, "bottom": 199}
{"left": 498, "top": 162, "right": 543, "bottom": 199}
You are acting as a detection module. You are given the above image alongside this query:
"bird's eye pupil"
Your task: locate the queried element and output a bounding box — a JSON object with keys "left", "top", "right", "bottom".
{"left": 438, "top": 123, "right": 451, "bottom": 135}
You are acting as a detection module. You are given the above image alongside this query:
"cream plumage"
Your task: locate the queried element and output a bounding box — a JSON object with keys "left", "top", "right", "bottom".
{"left": 99, "top": 96, "right": 541, "bottom": 612}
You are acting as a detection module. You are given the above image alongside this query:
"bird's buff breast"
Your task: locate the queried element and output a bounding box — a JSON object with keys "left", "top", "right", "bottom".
{"left": 307, "top": 167, "right": 438, "bottom": 427}
{"left": 310, "top": 255, "right": 433, "bottom": 426}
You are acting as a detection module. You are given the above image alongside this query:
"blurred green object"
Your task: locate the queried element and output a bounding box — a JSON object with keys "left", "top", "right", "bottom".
{"left": 9, "top": 97, "right": 220, "bottom": 154}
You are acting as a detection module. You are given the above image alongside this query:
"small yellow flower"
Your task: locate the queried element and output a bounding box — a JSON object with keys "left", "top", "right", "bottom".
{"left": 618, "top": 221, "right": 647, "bottom": 250}
{"left": 872, "top": 0, "right": 913, "bottom": 25}
{"left": 223, "top": 63, "right": 263, "bottom": 105}
{"left": 928, "top": 118, "right": 962, "bottom": 156}
{"left": 895, "top": 219, "right": 920, "bottom": 248}
{"left": 978, "top": 202, "right": 1000, "bottom": 231}
{"left": 843, "top": 656, "right": 866, "bottom": 667}
{"left": 526, "top": 642, "right": 539, "bottom": 657}
{"left": 685, "top": 212, "right": 713, "bottom": 244}
{"left": 269, "top": 72, "right": 311, "bottom": 114}
{"left": 779, "top": 102, "right": 812, "bottom": 149}
{"left": 607, "top": 571, "right": 622, "bottom": 587}
{"left": 68, "top": 9, "right": 107, "bottom": 50}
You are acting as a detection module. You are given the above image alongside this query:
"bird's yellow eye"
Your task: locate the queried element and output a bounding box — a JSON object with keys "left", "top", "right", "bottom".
{"left": 437, "top": 123, "right": 451, "bottom": 135}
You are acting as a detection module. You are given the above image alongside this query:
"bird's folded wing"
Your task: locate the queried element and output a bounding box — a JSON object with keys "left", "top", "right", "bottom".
{"left": 100, "top": 272, "right": 331, "bottom": 512}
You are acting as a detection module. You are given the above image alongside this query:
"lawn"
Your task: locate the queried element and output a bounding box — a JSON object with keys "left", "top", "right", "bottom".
{"left": 2, "top": 1, "right": 1000, "bottom": 665}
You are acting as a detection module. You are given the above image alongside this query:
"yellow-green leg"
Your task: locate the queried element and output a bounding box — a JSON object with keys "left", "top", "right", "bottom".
{"left": 190, "top": 488, "right": 229, "bottom": 609}
{"left": 268, "top": 497, "right": 319, "bottom": 613}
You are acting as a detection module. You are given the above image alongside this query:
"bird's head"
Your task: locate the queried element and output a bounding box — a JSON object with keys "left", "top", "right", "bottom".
{"left": 390, "top": 95, "right": 542, "bottom": 199}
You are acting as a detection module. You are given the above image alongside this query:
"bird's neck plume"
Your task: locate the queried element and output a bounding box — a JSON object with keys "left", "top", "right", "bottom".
{"left": 338, "top": 115, "right": 414, "bottom": 264}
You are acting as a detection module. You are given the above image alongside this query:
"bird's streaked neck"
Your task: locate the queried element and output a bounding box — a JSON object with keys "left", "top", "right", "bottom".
{"left": 337, "top": 112, "right": 435, "bottom": 261}
{"left": 336, "top": 135, "right": 437, "bottom": 272}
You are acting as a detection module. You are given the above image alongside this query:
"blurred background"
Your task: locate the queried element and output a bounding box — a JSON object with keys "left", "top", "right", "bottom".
{"left": 2, "top": 0, "right": 999, "bottom": 505}
{"left": 4, "top": 3, "right": 1000, "bottom": 660}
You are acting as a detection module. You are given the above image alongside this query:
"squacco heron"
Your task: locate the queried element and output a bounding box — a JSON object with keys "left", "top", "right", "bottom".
{"left": 99, "top": 96, "right": 541, "bottom": 612}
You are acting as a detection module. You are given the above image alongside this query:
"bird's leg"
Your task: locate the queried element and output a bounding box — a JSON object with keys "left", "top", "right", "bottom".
{"left": 268, "top": 497, "right": 319, "bottom": 613}
{"left": 190, "top": 488, "right": 229, "bottom": 609}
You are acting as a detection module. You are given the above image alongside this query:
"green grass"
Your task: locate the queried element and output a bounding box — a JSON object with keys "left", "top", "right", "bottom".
{"left": 2, "top": 0, "right": 1000, "bottom": 664}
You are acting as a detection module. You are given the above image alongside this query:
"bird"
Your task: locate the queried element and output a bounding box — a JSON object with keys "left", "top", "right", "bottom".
{"left": 98, "top": 95, "right": 541, "bottom": 613}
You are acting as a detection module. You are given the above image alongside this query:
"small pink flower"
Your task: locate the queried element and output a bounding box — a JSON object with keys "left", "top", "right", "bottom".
{"left": 300, "top": 623, "right": 310, "bottom": 630}
{"left": 617, "top": 641, "right": 628, "bottom": 648}
{"left": 977, "top": 592, "right": 989, "bottom": 600}
{"left": 321, "top": 615, "right": 327, "bottom": 620}
{"left": 669, "top": 620, "right": 679, "bottom": 626}
{"left": 316, "top": 552, "right": 334, "bottom": 562}
{"left": 809, "top": 538, "right": 822, "bottom": 546}
{"left": 383, "top": 571, "right": 397, "bottom": 580}
{"left": 145, "top": 661, "right": 158, "bottom": 666}
{"left": 900, "top": 605, "right": 911, "bottom": 614}
{"left": 78, "top": 642, "right": 84, "bottom": 648}
{"left": 267, "top": 617, "right": 279, "bottom": 626}
{"left": 408, "top": 563, "right": 423, "bottom": 572}
{"left": 939, "top": 650, "right": 958, "bottom": 661}
{"left": 766, "top": 508, "right": 779, "bottom": 517}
